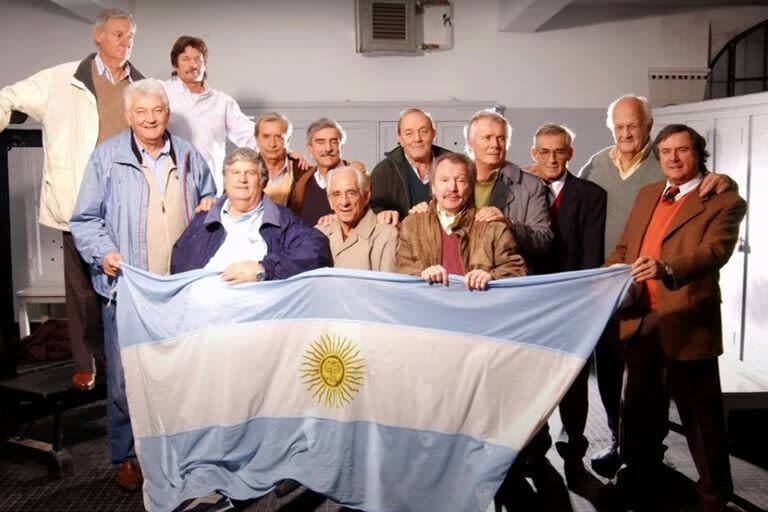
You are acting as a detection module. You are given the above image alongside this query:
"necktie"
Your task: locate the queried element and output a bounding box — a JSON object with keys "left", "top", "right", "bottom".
{"left": 663, "top": 186, "right": 680, "bottom": 203}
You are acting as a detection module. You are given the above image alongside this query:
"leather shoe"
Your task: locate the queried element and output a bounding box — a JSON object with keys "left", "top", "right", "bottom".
{"left": 115, "top": 459, "right": 143, "bottom": 492}
{"left": 274, "top": 479, "right": 301, "bottom": 497}
{"left": 590, "top": 445, "right": 622, "bottom": 479}
{"left": 72, "top": 372, "right": 96, "bottom": 391}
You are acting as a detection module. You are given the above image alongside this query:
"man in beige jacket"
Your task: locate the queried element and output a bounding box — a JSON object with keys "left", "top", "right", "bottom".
{"left": 316, "top": 166, "right": 397, "bottom": 272}
{"left": 0, "top": 9, "right": 144, "bottom": 391}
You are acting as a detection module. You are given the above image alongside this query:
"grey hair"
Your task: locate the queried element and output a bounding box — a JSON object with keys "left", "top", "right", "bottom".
{"left": 396, "top": 107, "right": 436, "bottom": 134}
{"left": 255, "top": 112, "right": 293, "bottom": 143}
{"left": 463, "top": 109, "right": 513, "bottom": 157}
{"left": 326, "top": 166, "right": 369, "bottom": 195}
{"left": 94, "top": 8, "right": 135, "bottom": 31}
{"left": 123, "top": 78, "right": 169, "bottom": 112}
{"left": 533, "top": 123, "right": 576, "bottom": 149}
{"left": 306, "top": 118, "right": 346, "bottom": 146}
{"left": 223, "top": 148, "right": 268, "bottom": 186}
{"left": 606, "top": 94, "right": 653, "bottom": 130}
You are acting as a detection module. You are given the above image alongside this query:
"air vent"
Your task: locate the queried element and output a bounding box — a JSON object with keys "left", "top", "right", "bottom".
{"left": 356, "top": 0, "right": 417, "bottom": 53}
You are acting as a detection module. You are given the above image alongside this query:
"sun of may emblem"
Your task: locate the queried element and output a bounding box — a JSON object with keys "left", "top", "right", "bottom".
{"left": 301, "top": 334, "right": 365, "bottom": 408}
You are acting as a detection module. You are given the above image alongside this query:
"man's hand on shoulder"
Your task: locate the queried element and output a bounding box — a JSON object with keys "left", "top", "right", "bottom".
{"left": 290, "top": 152, "right": 310, "bottom": 171}
{"left": 316, "top": 213, "right": 337, "bottom": 227}
{"left": 408, "top": 202, "right": 429, "bottom": 215}
{"left": 194, "top": 196, "right": 216, "bottom": 213}
{"left": 474, "top": 206, "right": 506, "bottom": 223}
{"left": 699, "top": 172, "right": 733, "bottom": 197}
{"left": 221, "top": 261, "right": 265, "bottom": 285}
{"left": 377, "top": 210, "right": 400, "bottom": 226}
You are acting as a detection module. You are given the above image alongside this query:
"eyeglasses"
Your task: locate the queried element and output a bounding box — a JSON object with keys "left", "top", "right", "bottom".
{"left": 536, "top": 149, "right": 569, "bottom": 159}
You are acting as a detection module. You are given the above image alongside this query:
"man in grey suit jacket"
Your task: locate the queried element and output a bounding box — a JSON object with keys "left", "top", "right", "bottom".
{"left": 464, "top": 109, "right": 553, "bottom": 269}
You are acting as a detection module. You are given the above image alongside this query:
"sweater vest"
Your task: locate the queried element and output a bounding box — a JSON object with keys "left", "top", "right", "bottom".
{"left": 638, "top": 193, "right": 689, "bottom": 309}
{"left": 91, "top": 61, "right": 129, "bottom": 144}
{"left": 140, "top": 158, "right": 185, "bottom": 275}
{"left": 587, "top": 148, "right": 662, "bottom": 258}
{"left": 299, "top": 175, "right": 332, "bottom": 226}
{"left": 440, "top": 229, "right": 464, "bottom": 276}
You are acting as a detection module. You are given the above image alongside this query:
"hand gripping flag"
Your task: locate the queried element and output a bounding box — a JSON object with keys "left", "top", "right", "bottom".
{"left": 116, "top": 265, "right": 633, "bottom": 512}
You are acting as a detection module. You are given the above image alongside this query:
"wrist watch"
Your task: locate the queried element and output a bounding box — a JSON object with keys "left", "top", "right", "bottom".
{"left": 255, "top": 270, "right": 266, "bottom": 282}
{"left": 661, "top": 261, "right": 673, "bottom": 278}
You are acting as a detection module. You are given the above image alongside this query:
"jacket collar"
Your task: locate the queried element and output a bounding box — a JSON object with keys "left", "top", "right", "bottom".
{"left": 204, "top": 194, "right": 281, "bottom": 229}
{"left": 71, "top": 53, "right": 145, "bottom": 96}
{"left": 489, "top": 160, "right": 522, "bottom": 209}
{"left": 326, "top": 208, "right": 378, "bottom": 240}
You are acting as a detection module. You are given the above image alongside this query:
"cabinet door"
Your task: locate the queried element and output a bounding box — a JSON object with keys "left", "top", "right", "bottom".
{"left": 745, "top": 114, "right": 768, "bottom": 373}
{"left": 436, "top": 121, "right": 467, "bottom": 154}
{"left": 713, "top": 116, "right": 749, "bottom": 360}
{"left": 378, "top": 122, "right": 398, "bottom": 165}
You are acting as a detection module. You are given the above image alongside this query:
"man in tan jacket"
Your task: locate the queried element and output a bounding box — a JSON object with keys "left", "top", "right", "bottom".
{"left": 316, "top": 166, "right": 397, "bottom": 272}
{"left": 396, "top": 153, "right": 527, "bottom": 289}
{"left": 601, "top": 124, "right": 746, "bottom": 512}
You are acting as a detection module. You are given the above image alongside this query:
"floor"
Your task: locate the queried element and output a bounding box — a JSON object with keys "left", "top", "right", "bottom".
{"left": 0, "top": 374, "right": 766, "bottom": 512}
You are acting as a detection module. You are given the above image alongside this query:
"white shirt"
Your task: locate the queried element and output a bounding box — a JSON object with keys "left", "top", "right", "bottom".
{"left": 94, "top": 53, "right": 132, "bottom": 84}
{"left": 162, "top": 76, "right": 257, "bottom": 195}
{"left": 548, "top": 172, "right": 567, "bottom": 200}
{"left": 437, "top": 206, "right": 460, "bottom": 234}
{"left": 204, "top": 200, "right": 268, "bottom": 271}
{"left": 406, "top": 156, "right": 430, "bottom": 184}
{"left": 267, "top": 157, "right": 290, "bottom": 186}
{"left": 313, "top": 169, "right": 329, "bottom": 189}
{"left": 664, "top": 173, "right": 703, "bottom": 202}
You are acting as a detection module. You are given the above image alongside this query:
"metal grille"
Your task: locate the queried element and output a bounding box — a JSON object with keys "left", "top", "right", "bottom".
{"left": 371, "top": 2, "right": 407, "bottom": 40}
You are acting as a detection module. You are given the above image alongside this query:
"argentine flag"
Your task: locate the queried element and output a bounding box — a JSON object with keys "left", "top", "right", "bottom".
{"left": 116, "top": 265, "right": 633, "bottom": 512}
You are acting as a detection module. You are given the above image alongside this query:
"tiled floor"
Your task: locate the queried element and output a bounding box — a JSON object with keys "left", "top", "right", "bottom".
{"left": 0, "top": 375, "right": 766, "bottom": 512}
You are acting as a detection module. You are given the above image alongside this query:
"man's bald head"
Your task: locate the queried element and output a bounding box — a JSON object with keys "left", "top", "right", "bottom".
{"left": 607, "top": 95, "right": 653, "bottom": 160}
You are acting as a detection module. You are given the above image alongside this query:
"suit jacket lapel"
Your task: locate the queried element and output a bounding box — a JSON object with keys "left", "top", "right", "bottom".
{"left": 664, "top": 189, "right": 705, "bottom": 241}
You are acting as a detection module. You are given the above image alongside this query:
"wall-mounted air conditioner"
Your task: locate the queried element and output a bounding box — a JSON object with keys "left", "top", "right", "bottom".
{"left": 356, "top": 0, "right": 418, "bottom": 53}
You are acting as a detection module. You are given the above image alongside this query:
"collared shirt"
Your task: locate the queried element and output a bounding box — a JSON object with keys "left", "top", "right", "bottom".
{"left": 204, "top": 199, "right": 268, "bottom": 271}
{"left": 94, "top": 53, "right": 132, "bottom": 84}
{"left": 268, "top": 157, "right": 290, "bottom": 186}
{"left": 136, "top": 135, "right": 172, "bottom": 197}
{"left": 162, "top": 76, "right": 257, "bottom": 194}
{"left": 548, "top": 172, "right": 567, "bottom": 201}
{"left": 314, "top": 169, "right": 329, "bottom": 189}
{"left": 609, "top": 140, "right": 653, "bottom": 180}
{"left": 437, "top": 206, "right": 461, "bottom": 234}
{"left": 663, "top": 173, "right": 703, "bottom": 202}
{"left": 406, "top": 156, "right": 431, "bottom": 184}
{"left": 474, "top": 170, "right": 499, "bottom": 208}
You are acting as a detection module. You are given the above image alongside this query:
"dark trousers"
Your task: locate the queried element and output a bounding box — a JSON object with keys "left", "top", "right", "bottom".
{"left": 620, "top": 310, "right": 732, "bottom": 498}
{"left": 63, "top": 232, "right": 104, "bottom": 373}
{"left": 594, "top": 315, "right": 623, "bottom": 448}
{"left": 556, "top": 363, "right": 590, "bottom": 460}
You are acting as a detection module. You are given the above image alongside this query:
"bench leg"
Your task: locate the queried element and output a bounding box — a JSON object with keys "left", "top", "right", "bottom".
{"left": 18, "top": 301, "right": 31, "bottom": 339}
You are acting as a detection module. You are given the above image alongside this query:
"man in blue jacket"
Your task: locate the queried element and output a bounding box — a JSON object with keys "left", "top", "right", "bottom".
{"left": 171, "top": 147, "right": 331, "bottom": 280}
{"left": 70, "top": 78, "right": 216, "bottom": 492}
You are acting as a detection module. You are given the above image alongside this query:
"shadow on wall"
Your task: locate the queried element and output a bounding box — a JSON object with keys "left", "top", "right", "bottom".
{"left": 538, "top": 5, "right": 723, "bottom": 32}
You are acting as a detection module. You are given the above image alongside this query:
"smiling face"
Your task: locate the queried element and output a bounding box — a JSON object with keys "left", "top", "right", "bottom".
{"left": 531, "top": 133, "right": 573, "bottom": 183}
{"left": 611, "top": 98, "right": 652, "bottom": 159}
{"left": 468, "top": 117, "right": 507, "bottom": 168}
{"left": 125, "top": 93, "right": 169, "bottom": 147}
{"left": 432, "top": 160, "right": 472, "bottom": 214}
{"left": 224, "top": 159, "right": 263, "bottom": 209}
{"left": 397, "top": 111, "right": 436, "bottom": 162}
{"left": 657, "top": 131, "right": 700, "bottom": 185}
{"left": 328, "top": 168, "right": 369, "bottom": 228}
{"left": 94, "top": 16, "right": 134, "bottom": 64}
{"left": 173, "top": 45, "right": 206, "bottom": 85}
{"left": 307, "top": 127, "right": 342, "bottom": 171}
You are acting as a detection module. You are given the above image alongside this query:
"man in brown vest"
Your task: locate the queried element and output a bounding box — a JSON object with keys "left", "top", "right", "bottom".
{"left": 0, "top": 8, "right": 144, "bottom": 391}
{"left": 600, "top": 125, "right": 746, "bottom": 512}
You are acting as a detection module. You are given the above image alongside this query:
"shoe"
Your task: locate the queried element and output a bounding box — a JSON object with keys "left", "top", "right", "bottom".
{"left": 274, "top": 479, "right": 301, "bottom": 497}
{"left": 115, "top": 459, "right": 143, "bottom": 492}
{"left": 590, "top": 446, "right": 622, "bottom": 479}
{"left": 72, "top": 372, "right": 96, "bottom": 391}
{"left": 177, "top": 493, "right": 235, "bottom": 512}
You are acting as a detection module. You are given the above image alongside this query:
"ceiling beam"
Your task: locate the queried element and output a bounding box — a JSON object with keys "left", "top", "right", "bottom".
{"left": 49, "top": 0, "right": 135, "bottom": 24}
{"left": 498, "top": 0, "right": 574, "bottom": 32}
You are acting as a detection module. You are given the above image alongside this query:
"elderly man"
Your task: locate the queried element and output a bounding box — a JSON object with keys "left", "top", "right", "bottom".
{"left": 171, "top": 147, "right": 330, "bottom": 279}
{"left": 530, "top": 123, "right": 607, "bottom": 484}
{"left": 396, "top": 153, "right": 527, "bottom": 288}
{"left": 316, "top": 166, "right": 397, "bottom": 272}
{"left": 290, "top": 118, "right": 364, "bottom": 226}
{"left": 464, "top": 109, "right": 553, "bottom": 266}
{"left": 580, "top": 94, "right": 734, "bottom": 478}
{"left": 162, "top": 35, "right": 257, "bottom": 195}
{"left": 370, "top": 107, "right": 453, "bottom": 226}
{"left": 0, "top": 8, "right": 144, "bottom": 391}
{"left": 256, "top": 112, "right": 305, "bottom": 207}
{"left": 70, "top": 78, "right": 216, "bottom": 492}
{"left": 601, "top": 125, "right": 745, "bottom": 512}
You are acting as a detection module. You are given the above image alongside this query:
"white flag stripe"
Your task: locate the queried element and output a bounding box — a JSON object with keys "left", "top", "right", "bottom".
{"left": 123, "top": 318, "right": 585, "bottom": 450}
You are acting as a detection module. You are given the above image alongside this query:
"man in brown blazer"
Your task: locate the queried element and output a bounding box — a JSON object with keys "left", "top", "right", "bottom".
{"left": 601, "top": 124, "right": 746, "bottom": 512}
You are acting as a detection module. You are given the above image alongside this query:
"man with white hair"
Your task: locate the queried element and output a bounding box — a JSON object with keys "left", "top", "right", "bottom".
{"left": 0, "top": 8, "right": 145, "bottom": 391}
{"left": 464, "top": 109, "right": 553, "bottom": 266}
{"left": 70, "top": 78, "right": 215, "bottom": 492}
{"left": 580, "top": 94, "right": 734, "bottom": 479}
{"left": 317, "top": 166, "right": 398, "bottom": 272}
